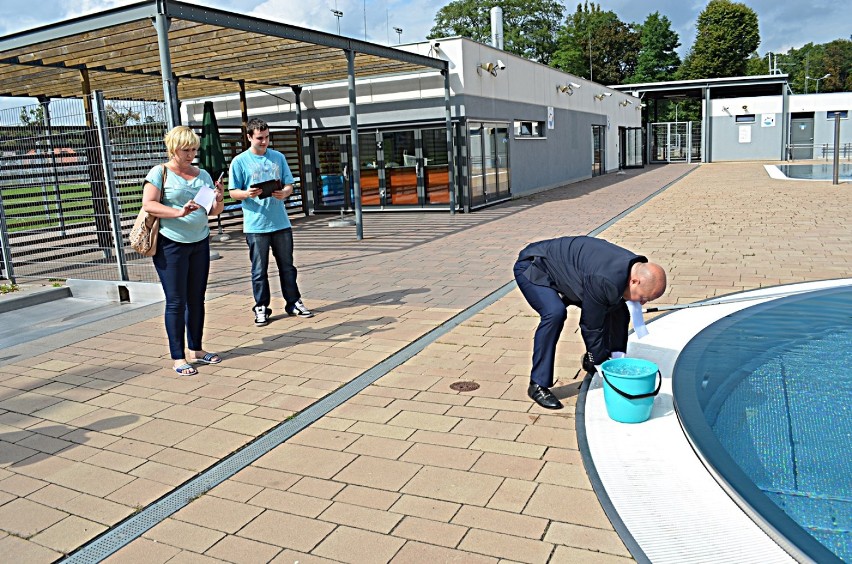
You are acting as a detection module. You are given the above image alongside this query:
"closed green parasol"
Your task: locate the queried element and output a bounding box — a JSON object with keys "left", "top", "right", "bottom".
{"left": 198, "top": 101, "right": 226, "bottom": 180}
{"left": 199, "top": 101, "right": 230, "bottom": 245}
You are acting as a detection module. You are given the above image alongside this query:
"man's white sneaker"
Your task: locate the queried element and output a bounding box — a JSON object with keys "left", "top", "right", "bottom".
{"left": 253, "top": 305, "right": 268, "bottom": 326}
{"left": 285, "top": 299, "right": 313, "bottom": 318}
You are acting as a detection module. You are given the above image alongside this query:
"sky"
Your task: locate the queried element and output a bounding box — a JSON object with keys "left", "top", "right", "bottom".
{"left": 0, "top": 0, "right": 848, "bottom": 110}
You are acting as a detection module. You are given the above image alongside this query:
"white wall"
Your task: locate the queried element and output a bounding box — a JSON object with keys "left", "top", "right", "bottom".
{"left": 429, "top": 39, "right": 641, "bottom": 172}
{"left": 184, "top": 37, "right": 641, "bottom": 173}
{"left": 708, "top": 95, "right": 783, "bottom": 118}
{"left": 705, "top": 92, "right": 851, "bottom": 159}
{"left": 788, "top": 92, "right": 850, "bottom": 114}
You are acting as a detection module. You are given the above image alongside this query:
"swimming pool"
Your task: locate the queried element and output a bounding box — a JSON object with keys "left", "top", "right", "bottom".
{"left": 673, "top": 285, "right": 851, "bottom": 562}
{"left": 766, "top": 163, "right": 852, "bottom": 182}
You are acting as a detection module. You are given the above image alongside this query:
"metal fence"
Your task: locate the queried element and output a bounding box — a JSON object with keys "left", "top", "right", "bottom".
{"left": 0, "top": 86, "right": 168, "bottom": 283}
{"left": 649, "top": 121, "right": 702, "bottom": 164}
{"left": 786, "top": 143, "right": 852, "bottom": 161}
{"left": 0, "top": 89, "right": 304, "bottom": 285}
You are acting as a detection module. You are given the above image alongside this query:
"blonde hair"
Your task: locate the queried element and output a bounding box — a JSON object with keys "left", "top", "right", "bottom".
{"left": 164, "top": 126, "right": 200, "bottom": 157}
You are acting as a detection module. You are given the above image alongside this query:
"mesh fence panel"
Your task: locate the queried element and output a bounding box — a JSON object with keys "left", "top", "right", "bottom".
{"left": 100, "top": 86, "right": 169, "bottom": 283}
{"left": 0, "top": 86, "right": 166, "bottom": 283}
{"left": 0, "top": 85, "right": 305, "bottom": 285}
{"left": 649, "top": 122, "right": 702, "bottom": 164}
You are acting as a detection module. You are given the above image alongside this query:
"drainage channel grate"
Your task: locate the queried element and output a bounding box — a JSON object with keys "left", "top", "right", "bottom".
{"left": 60, "top": 186, "right": 693, "bottom": 562}
{"left": 61, "top": 280, "right": 519, "bottom": 563}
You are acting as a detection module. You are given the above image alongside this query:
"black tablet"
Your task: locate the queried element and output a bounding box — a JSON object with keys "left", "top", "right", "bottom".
{"left": 251, "top": 179, "right": 282, "bottom": 199}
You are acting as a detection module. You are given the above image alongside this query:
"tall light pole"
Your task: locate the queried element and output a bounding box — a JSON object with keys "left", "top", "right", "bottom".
{"left": 805, "top": 73, "right": 830, "bottom": 94}
{"left": 330, "top": 9, "right": 343, "bottom": 35}
{"left": 393, "top": 26, "right": 402, "bottom": 44}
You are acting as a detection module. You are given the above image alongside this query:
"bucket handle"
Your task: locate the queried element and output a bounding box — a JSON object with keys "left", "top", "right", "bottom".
{"left": 602, "top": 370, "right": 662, "bottom": 400}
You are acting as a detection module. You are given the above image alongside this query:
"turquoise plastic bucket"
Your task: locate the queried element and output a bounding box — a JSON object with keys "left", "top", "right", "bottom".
{"left": 600, "top": 358, "right": 661, "bottom": 423}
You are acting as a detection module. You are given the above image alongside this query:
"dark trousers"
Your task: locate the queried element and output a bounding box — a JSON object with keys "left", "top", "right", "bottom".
{"left": 514, "top": 259, "right": 628, "bottom": 387}
{"left": 246, "top": 228, "right": 300, "bottom": 309}
{"left": 153, "top": 236, "right": 210, "bottom": 360}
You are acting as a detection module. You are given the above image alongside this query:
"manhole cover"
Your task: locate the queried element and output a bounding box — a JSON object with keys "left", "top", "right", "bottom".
{"left": 450, "top": 381, "right": 480, "bottom": 392}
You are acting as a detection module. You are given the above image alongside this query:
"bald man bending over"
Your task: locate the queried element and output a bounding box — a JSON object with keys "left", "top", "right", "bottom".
{"left": 513, "top": 236, "right": 666, "bottom": 410}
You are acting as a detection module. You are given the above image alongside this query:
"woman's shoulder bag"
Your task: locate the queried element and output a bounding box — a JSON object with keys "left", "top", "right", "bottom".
{"left": 129, "top": 165, "right": 166, "bottom": 257}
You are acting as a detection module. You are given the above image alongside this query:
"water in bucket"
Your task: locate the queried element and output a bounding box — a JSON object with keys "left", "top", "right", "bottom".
{"left": 600, "top": 357, "right": 661, "bottom": 423}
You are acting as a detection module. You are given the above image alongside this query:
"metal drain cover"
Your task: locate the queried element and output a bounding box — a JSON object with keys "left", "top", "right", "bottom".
{"left": 450, "top": 381, "right": 480, "bottom": 392}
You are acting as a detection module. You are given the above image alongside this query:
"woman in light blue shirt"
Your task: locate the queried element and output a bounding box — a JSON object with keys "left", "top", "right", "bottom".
{"left": 142, "top": 126, "right": 225, "bottom": 375}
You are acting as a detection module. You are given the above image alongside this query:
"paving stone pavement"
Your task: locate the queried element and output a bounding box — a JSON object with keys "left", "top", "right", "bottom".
{"left": 0, "top": 162, "right": 848, "bottom": 563}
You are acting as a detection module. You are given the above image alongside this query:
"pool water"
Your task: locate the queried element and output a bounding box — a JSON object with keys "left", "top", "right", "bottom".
{"left": 712, "top": 330, "right": 852, "bottom": 559}
{"left": 675, "top": 286, "right": 852, "bottom": 561}
{"left": 776, "top": 163, "right": 852, "bottom": 181}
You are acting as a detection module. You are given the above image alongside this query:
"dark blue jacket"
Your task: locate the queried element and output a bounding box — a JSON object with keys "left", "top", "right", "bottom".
{"left": 518, "top": 236, "right": 645, "bottom": 362}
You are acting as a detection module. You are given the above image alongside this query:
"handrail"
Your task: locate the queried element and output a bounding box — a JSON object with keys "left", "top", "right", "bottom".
{"left": 786, "top": 142, "right": 852, "bottom": 161}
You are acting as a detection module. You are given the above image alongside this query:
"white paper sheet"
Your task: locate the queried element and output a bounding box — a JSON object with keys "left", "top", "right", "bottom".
{"left": 626, "top": 300, "right": 649, "bottom": 338}
{"left": 194, "top": 184, "right": 216, "bottom": 213}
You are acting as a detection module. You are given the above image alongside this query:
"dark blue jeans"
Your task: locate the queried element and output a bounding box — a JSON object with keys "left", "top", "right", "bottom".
{"left": 246, "top": 228, "right": 300, "bottom": 309}
{"left": 153, "top": 236, "right": 210, "bottom": 360}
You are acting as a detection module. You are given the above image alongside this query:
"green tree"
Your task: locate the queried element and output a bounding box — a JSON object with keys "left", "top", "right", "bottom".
{"left": 751, "top": 40, "right": 850, "bottom": 94}
{"left": 628, "top": 12, "right": 680, "bottom": 83}
{"left": 105, "top": 104, "right": 141, "bottom": 127}
{"left": 19, "top": 105, "right": 45, "bottom": 126}
{"left": 763, "top": 43, "right": 819, "bottom": 93}
{"left": 678, "top": 0, "right": 759, "bottom": 79}
{"left": 821, "top": 38, "right": 852, "bottom": 92}
{"left": 429, "top": 0, "right": 564, "bottom": 65}
{"left": 552, "top": 2, "right": 639, "bottom": 84}
{"left": 744, "top": 52, "right": 770, "bottom": 76}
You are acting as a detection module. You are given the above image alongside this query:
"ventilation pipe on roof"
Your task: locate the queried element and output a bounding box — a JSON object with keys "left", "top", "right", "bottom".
{"left": 490, "top": 7, "right": 504, "bottom": 50}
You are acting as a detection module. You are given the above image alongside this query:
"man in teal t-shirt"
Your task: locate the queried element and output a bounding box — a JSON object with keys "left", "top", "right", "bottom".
{"left": 228, "top": 118, "right": 313, "bottom": 326}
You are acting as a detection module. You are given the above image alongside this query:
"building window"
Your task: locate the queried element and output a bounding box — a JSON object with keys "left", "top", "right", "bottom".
{"left": 735, "top": 114, "right": 756, "bottom": 123}
{"left": 514, "top": 120, "right": 545, "bottom": 138}
{"left": 826, "top": 110, "right": 848, "bottom": 119}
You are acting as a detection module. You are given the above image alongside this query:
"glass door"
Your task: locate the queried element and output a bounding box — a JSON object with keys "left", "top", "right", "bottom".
{"left": 469, "top": 124, "right": 485, "bottom": 207}
{"left": 483, "top": 125, "right": 499, "bottom": 201}
{"left": 468, "top": 121, "right": 510, "bottom": 208}
{"left": 379, "top": 130, "right": 416, "bottom": 205}
{"left": 493, "top": 124, "right": 510, "bottom": 199}
{"left": 422, "top": 128, "right": 450, "bottom": 205}
{"left": 313, "top": 135, "right": 348, "bottom": 208}
{"left": 619, "top": 127, "right": 644, "bottom": 168}
{"left": 592, "top": 125, "right": 605, "bottom": 176}
{"left": 357, "top": 132, "right": 381, "bottom": 206}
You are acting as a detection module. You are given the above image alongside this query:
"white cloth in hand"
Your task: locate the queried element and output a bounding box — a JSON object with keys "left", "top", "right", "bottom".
{"left": 626, "top": 300, "right": 649, "bottom": 338}
{"left": 611, "top": 351, "right": 626, "bottom": 359}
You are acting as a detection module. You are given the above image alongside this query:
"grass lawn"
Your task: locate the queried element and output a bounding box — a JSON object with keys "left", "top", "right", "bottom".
{"left": 0, "top": 182, "right": 143, "bottom": 232}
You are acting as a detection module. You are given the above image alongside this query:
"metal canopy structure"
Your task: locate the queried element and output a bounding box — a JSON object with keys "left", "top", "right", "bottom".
{"left": 0, "top": 0, "right": 456, "bottom": 239}
{"left": 0, "top": 0, "right": 446, "bottom": 102}
{"left": 611, "top": 74, "right": 790, "bottom": 101}
{"left": 612, "top": 75, "right": 792, "bottom": 163}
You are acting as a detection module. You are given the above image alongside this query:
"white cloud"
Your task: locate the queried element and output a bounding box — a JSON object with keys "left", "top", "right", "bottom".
{"left": 61, "top": 0, "right": 141, "bottom": 20}
{"left": 249, "top": 0, "right": 438, "bottom": 45}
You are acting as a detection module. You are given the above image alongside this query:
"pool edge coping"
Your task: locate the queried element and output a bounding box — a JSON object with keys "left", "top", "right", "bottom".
{"left": 579, "top": 278, "right": 852, "bottom": 564}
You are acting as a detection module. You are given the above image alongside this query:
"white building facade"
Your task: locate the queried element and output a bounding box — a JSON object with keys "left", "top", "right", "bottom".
{"left": 184, "top": 37, "right": 642, "bottom": 212}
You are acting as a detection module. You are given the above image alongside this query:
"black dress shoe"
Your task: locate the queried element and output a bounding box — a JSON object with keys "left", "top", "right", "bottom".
{"left": 528, "top": 383, "right": 563, "bottom": 409}
{"left": 581, "top": 353, "right": 597, "bottom": 374}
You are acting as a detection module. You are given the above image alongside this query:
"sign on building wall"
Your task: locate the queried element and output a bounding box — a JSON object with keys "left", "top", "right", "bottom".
{"left": 547, "top": 106, "right": 554, "bottom": 130}
{"left": 739, "top": 125, "right": 752, "bottom": 143}
{"left": 761, "top": 114, "right": 776, "bottom": 127}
